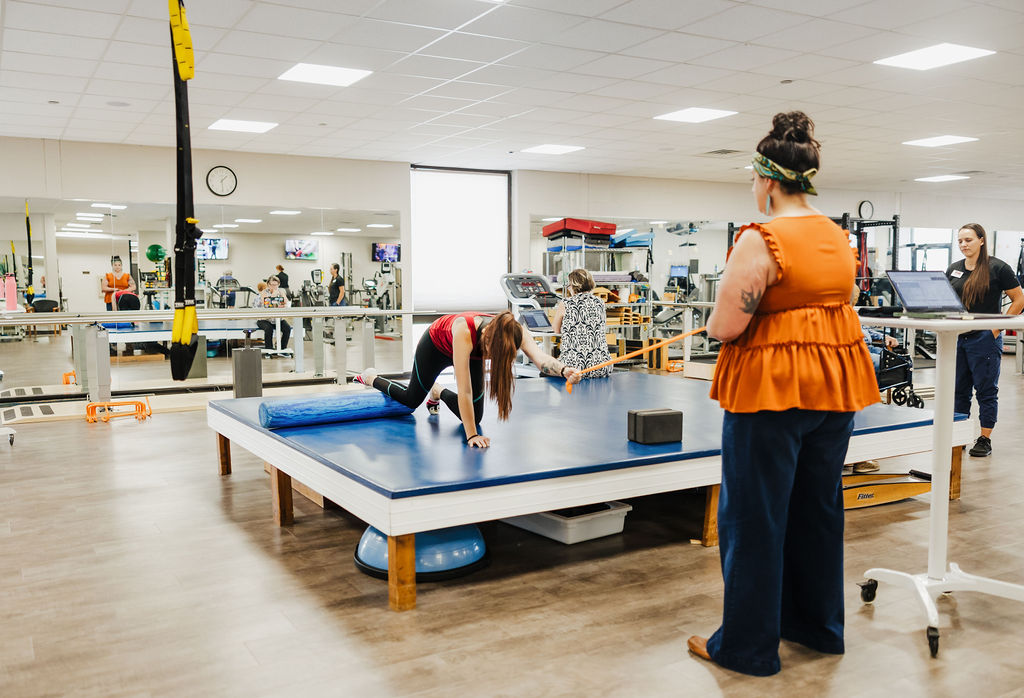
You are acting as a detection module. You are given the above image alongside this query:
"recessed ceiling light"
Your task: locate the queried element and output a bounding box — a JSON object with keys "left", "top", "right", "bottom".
{"left": 270, "top": 210, "right": 301, "bottom": 215}
{"left": 64, "top": 222, "right": 96, "bottom": 228}
{"left": 310, "top": 231, "right": 334, "bottom": 236}
{"left": 649, "top": 220, "right": 668, "bottom": 225}
{"left": 541, "top": 217, "right": 562, "bottom": 222}
{"left": 107, "top": 100, "right": 130, "bottom": 107}
{"left": 915, "top": 174, "right": 970, "bottom": 182}
{"left": 366, "top": 223, "right": 394, "bottom": 228}
{"left": 76, "top": 215, "right": 104, "bottom": 220}
{"left": 336, "top": 227, "right": 361, "bottom": 232}
{"left": 212, "top": 223, "right": 239, "bottom": 228}
{"left": 208, "top": 119, "right": 278, "bottom": 134}
{"left": 902, "top": 135, "right": 979, "bottom": 147}
{"left": 874, "top": 43, "right": 994, "bottom": 70}
{"left": 654, "top": 107, "right": 737, "bottom": 123}
{"left": 201, "top": 229, "right": 218, "bottom": 234}
{"left": 91, "top": 203, "right": 127, "bottom": 210}
{"left": 521, "top": 144, "right": 584, "bottom": 155}
{"left": 278, "top": 63, "right": 372, "bottom": 88}
{"left": 234, "top": 218, "right": 262, "bottom": 223}
{"left": 57, "top": 231, "right": 110, "bottom": 239}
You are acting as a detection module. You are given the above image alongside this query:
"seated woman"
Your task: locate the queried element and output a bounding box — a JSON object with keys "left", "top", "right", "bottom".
{"left": 552, "top": 268, "right": 612, "bottom": 379}
{"left": 357, "top": 310, "right": 581, "bottom": 448}
{"left": 252, "top": 274, "right": 290, "bottom": 351}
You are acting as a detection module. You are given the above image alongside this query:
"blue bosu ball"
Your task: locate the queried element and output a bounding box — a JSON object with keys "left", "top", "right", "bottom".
{"left": 354, "top": 524, "right": 489, "bottom": 581}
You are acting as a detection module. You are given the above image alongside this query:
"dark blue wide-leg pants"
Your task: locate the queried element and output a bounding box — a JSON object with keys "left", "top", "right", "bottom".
{"left": 706, "top": 409, "right": 854, "bottom": 676}
{"left": 955, "top": 331, "right": 1002, "bottom": 429}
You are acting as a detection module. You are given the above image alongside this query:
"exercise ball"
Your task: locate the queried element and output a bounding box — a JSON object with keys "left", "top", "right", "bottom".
{"left": 354, "top": 524, "right": 488, "bottom": 581}
{"left": 145, "top": 244, "right": 166, "bottom": 263}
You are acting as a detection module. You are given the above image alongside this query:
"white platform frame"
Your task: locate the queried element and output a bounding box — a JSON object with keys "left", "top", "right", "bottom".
{"left": 860, "top": 315, "right": 1024, "bottom": 655}
{"left": 209, "top": 400, "right": 970, "bottom": 610}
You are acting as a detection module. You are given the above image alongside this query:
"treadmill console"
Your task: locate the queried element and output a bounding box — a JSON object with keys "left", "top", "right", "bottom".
{"left": 503, "top": 275, "right": 560, "bottom": 308}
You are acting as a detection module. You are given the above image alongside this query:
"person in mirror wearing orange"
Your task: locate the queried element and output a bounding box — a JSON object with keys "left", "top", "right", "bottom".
{"left": 945, "top": 223, "right": 1024, "bottom": 457}
{"left": 101, "top": 256, "right": 136, "bottom": 311}
{"left": 687, "top": 112, "right": 878, "bottom": 676}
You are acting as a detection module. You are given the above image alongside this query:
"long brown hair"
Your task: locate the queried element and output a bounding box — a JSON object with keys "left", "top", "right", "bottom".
{"left": 959, "top": 223, "right": 990, "bottom": 311}
{"left": 481, "top": 311, "right": 522, "bottom": 421}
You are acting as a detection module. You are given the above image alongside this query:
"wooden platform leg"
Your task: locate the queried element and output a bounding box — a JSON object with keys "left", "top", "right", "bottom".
{"left": 701, "top": 485, "right": 720, "bottom": 547}
{"left": 949, "top": 446, "right": 962, "bottom": 501}
{"left": 388, "top": 534, "right": 417, "bottom": 611}
{"left": 268, "top": 464, "right": 293, "bottom": 526}
{"left": 217, "top": 433, "right": 232, "bottom": 476}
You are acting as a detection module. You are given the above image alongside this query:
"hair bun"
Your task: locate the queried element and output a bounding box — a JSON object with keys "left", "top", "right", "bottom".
{"left": 770, "top": 111, "right": 814, "bottom": 143}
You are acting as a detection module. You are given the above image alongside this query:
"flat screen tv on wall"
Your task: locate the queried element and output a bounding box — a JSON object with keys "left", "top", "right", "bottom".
{"left": 372, "top": 242, "right": 400, "bottom": 262}
{"left": 285, "top": 239, "right": 318, "bottom": 261}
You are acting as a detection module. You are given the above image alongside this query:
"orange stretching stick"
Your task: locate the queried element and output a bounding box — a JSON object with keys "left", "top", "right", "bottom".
{"left": 566, "top": 326, "right": 707, "bottom": 393}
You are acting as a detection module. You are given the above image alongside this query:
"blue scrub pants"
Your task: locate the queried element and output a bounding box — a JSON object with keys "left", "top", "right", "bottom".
{"left": 955, "top": 331, "right": 1002, "bottom": 429}
{"left": 706, "top": 409, "right": 854, "bottom": 676}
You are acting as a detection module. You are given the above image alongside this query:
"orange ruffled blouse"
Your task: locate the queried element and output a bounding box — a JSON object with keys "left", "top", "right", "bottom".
{"left": 709, "top": 216, "right": 879, "bottom": 414}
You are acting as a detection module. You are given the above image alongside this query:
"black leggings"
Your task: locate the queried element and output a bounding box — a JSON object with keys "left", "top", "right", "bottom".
{"left": 371, "top": 329, "right": 485, "bottom": 424}
{"left": 256, "top": 319, "right": 291, "bottom": 350}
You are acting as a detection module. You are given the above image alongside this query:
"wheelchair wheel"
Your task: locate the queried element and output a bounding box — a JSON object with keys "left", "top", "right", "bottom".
{"left": 892, "top": 387, "right": 908, "bottom": 405}
{"left": 908, "top": 394, "right": 925, "bottom": 409}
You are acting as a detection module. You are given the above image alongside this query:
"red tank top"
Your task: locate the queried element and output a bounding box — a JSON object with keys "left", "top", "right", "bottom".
{"left": 429, "top": 312, "right": 491, "bottom": 358}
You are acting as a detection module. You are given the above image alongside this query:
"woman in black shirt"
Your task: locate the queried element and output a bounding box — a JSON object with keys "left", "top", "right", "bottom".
{"left": 945, "top": 223, "right": 1024, "bottom": 456}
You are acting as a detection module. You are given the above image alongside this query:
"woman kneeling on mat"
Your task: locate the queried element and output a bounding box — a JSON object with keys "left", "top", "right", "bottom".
{"left": 357, "top": 310, "right": 581, "bottom": 447}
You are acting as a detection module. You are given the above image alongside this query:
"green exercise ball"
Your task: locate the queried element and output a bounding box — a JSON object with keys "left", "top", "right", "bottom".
{"left": 146, "top": 244, "right": 166, "bottom": 263}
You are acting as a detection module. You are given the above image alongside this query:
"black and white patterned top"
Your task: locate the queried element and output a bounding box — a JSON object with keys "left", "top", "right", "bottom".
{"left": 560, "top": 292, "right": 612, "bottom": 379}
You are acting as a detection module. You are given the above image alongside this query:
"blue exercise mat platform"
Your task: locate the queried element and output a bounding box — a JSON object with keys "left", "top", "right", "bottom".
{"left": 209, "top": 372, "right": 959, "bottom": 500}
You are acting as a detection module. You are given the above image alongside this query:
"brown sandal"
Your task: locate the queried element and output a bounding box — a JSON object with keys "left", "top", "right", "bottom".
{"left": 687, "top": 635, "right": 711, "bottom": 661}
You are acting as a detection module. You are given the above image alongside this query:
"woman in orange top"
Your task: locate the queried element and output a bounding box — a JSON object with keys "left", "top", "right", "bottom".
{"left": 687, "top": 112, "right": 878, "bottom": 677}
{"left": 101, "top": 257, "right": 136, "bottom": 311}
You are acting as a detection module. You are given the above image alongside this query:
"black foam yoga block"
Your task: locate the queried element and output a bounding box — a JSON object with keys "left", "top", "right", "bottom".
{"left": 627, "top": 408, "right": 683, "bottom": 444}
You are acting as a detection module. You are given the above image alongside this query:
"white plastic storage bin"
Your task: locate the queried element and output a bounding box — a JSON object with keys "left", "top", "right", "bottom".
{"left": 501, "top": 501, "right": 632, "bottom": 545}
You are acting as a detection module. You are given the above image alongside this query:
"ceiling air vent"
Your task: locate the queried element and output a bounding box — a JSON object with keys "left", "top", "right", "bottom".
{"left": 956, "top": 170, "right": 984, "bottom": 176}
{"left": 702, "top": 148, "right": 744, "bottom": 156}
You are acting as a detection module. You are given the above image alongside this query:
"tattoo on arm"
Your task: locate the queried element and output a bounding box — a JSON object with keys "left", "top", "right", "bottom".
{"left": 539, "top": 357, "right": 561, "bottom": 376}
{"left": 739, "top": 286, "right": 764, "bottom": 314}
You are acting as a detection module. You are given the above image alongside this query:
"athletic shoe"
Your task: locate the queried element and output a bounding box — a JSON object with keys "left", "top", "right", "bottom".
{"left": 852, "top": 460, "right": 880, "bottom": 473}
{"left": 968, "top": 435, "right": 992, "bottom": 457}
{"left": 426, "top": 399, "right": 440, "bottom": 415}
{"left": 354, "top": 367, "right": 378, "bottom": 386}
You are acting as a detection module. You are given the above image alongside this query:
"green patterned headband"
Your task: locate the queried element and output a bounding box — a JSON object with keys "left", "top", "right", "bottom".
{"left": 751, "top": 152, "right": 818, "bottom": 195}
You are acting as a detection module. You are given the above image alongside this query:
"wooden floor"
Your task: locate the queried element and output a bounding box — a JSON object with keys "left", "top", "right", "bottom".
{"left": 2, "top": 352, "right": 1024, "bottom": 696}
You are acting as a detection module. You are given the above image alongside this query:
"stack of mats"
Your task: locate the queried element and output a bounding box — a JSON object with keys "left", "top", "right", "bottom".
{"left": 610, "top": 229, "right": 654, "bottom": 248}
{"left": 542, "top": 218, "right": 616, "bottom": 248}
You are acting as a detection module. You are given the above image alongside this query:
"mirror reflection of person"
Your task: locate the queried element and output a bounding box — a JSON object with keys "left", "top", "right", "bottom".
{"left": 328, "top": 263, "right": 346, "bottom": 306}
{"left": 551, "top": 268, "right": 611, "bottom": 379}
{"left": 273, "top": 264, "right": 289, "bottom": 292}
{"left": 101, "top": 257, "right": 136, "bottom": 311}
{"left": 252, "top": 274, "right": 291, "bottom": 350}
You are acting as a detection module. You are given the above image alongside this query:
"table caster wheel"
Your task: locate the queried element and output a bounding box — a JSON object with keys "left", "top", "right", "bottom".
{"left": 927, "top": 626, "right": 939, "bottom": 657}
{"left": 859, "top": 579, "right": 878, "bottom": 603}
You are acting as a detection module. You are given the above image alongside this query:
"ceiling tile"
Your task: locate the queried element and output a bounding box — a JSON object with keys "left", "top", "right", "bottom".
{"left": 301, "top": 44, "right": 407, "bottom": 72}
{"left": 104, "top": 41, "right": 169, "bottom": 68}
{"left": 899, "top": 5, "right": 1024, "bottom": 51}
{"left": 1, "top": 52, "right": 97, "bottom": 78}
{"left": 507, "top": 0, "right": 630, "bottom": 17}
{"left": 828, "top": 0, "right": 976, "bottom": 31}
{"left": 330, "top": 19, "right": 447, "bottom": 52}
{"left": 357, "top": 73, "right": 447, "bottom": 95}
{"left": 235, "top": 4, "right": 358, "bottom": 41}
{"left": 751, "top": 19, "right": 876, "bottom": 53}
{"left": 690, "top": 45, "right": 799, "bottom": 71}
{"left": 499, "top": 44, "right": 607, "bottom": 71}
{"left": 459, "top": 5, "right": 587, "bottom": 42}
{"left": 422, "top": 81, "right": 514, "bottom": 101}
{"left": 529, "top": 71, "right": 619, "bottom": 93}
{"left": 0, "top": 69, "right": 89, "bottom": 93}
{"left": 598, "top": 0, "right": 737, "bottom": 30}
{"left": 388, "top": 54, "right": 484, "bottom": 80}
{"left": 420, "top": 32, "right": 531, "bottom": 63}
{"left": 456, "top": 64, "right": 556, "bottom": 88}
{"left": 572, "top": 54, "right": 673, "bottom": 80}
{"left": 365, "top": 0, "right": 497, "bottom": 30}
{"left": 3, "top": 2, "right": 121, "bottom": 38}
{"left": 198, "top": 53, "right": 294, "bottom": 80}
{"left": 1, "top": 29, "right": 109, "bottom": 61}
{"left": 211, "top": 31, "right": 322, "bottom": 61}
{"left": 541, "top": 19, "right": 664, "bottom": 53}
{"left": 640, "top": 63, "right": 735, "bottom": 88}
{"left": 751, "top": 54, "right": 861, "bottom": 80}
{"left": 620, "top": 32, "right": 736, "bottom": 62}
{"left": 684, "top": 5, "right": 809, "bottom": 42}
{"left": 588, "top": 80, "right": 680, "bottom": 100}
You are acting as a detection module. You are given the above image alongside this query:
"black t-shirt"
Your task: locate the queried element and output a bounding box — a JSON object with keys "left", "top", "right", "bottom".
{"left": 275, "top": 271, "right": 289, "bottom": 289}
{"left": 329, "top": 275, "right": 344, "bottom": 304}
{"left": 945, "top": 257, "right": 1019, "bottom": 313}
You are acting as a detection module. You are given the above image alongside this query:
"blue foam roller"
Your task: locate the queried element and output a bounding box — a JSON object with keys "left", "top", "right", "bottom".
{"left": 258, "top": 391, "right": 414, "bottom": 429}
